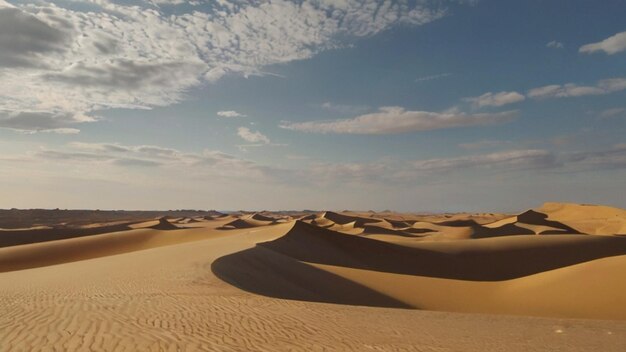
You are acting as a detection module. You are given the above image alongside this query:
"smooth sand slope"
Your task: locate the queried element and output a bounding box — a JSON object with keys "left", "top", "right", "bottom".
{"left": 0, "top": 204, "right": 625, "bottom": 351}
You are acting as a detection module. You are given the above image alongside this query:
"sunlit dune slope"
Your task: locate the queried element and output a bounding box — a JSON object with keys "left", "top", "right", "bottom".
{"left": 0, "top": 217, "right": 230, "bottom": 272}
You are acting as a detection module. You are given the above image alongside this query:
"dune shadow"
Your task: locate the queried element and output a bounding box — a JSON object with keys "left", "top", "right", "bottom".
{"left": 211, "top": 220, "right": 626, "bottom": 308}
{"left": 211, "top": 246, "right": 411, "bottom": 308}
{"left": 361, "top": 225, "right": 428, "bottom": 237}
{"left": 322, "top": 211, "right": 383, "bottom": 227}
{"left": 255, "top": 221, "right": 626, "bottom": 281}
{"left": 516, "top": 210, "right": 581, "bottom": 233}
{"left": 471, "top": 223, "right": 536, "bottom": 238}
{"left": 149, "top": 217, "right": 183, "bottom": 230}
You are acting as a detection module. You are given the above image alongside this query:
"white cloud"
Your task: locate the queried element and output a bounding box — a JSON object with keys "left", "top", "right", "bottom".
{"left": 217, "top": 110, "right": 247, "bottom": 118}
{"left": 0, "top": 0, "right": 450, "bottom": 132}
{"left": 463, "top": 91, "right": 525, "bottom": 108}
{"left": 280, "top": 106, "right": 517, "bottom": 134}
{"left": 237, "top": 127, "right": 270, "bottom": 144}
{"left": 528, "top": 78, "right": 626, "bottom": 99}
{"left": 546, "top": 40, "right": 564, "bottom": 49}
{"left": 580, "top": 31, "right": 626, "bottom": 55}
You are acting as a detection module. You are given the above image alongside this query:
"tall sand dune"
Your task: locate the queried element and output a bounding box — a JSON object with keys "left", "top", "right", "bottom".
{"left": 213, "top": 221, "right": 626, "bottom": 319}
{"left": 218, "top": 221, "right": 626, "bottom": 281}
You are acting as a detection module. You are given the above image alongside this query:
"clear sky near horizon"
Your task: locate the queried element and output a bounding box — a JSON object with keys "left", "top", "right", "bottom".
{"left": 0, "top": 0, "right": 625, "bottom": 212}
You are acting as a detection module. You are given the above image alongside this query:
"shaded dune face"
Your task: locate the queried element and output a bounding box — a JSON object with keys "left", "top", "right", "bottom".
{"left": 214, "top": 221, "right": 626, "bottom": 283}
{"left": 219, "top": 218, "right": 257, "bottom": 229}
{"left": 297, "top": 203, "right": 626, "bottom": 238}
{"left": 149, "top": 217, "right": 181, "bottom": 230}
{"left": 250, "top": 213, "right": 278, "bottom": 222}
{"left": 435, "top": 210, "right": 580, "bottom": 238}
{"left": 516, "top": 210, "right": 579, "bottom": 233}
{"left": 218, "top": 213, "right": 283, "bottom": 229}
{"left": 322, "top": 211, "right": 383, "bottom": 227}
{"left": 211, "top": 245, "right": 410, "bottom": 308}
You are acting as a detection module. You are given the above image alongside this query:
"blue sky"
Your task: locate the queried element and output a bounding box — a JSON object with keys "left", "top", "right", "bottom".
{"left": 0, "top": 0, "right": 625, "bottom": 211}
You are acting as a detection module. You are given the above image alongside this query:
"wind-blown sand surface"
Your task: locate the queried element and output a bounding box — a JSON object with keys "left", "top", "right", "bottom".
{"left": 0, "top": 203, "right": 625, "bottom": 351}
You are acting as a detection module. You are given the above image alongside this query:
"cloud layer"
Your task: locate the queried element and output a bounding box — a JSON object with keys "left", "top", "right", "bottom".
{"left": 15, "top": 141, "right": 267, "bottom": 179}
{"left": 280, "top": 107, "right": 517, "bottom": 134}
{"left": 464, "top": 91, "right": 525, "bottom": 108}
{"left": 528, "top": 78, "right": 626, "bottom": 99}
{"left": 0, "top": 0, "right": 449, "bottom": 133}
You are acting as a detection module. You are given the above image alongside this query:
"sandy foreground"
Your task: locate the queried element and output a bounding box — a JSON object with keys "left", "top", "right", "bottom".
{"left": 1, "top": 203, "right": 625, "bottom": 351}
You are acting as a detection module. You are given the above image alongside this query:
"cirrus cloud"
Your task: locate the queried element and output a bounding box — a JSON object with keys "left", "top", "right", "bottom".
{"left": 280, "top": 106, "right": 518, "bottom": 134}
{"left": 528, "top": 78, "right": 626, "bottom": 99}
{"left": 463, "top": 91, "right": 525, "bottom": 108}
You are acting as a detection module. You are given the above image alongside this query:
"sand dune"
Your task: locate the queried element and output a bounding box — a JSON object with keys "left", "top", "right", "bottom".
{"left": 2, "top": 222, "right": 622, "bottom": 351}
{"left": 149, "top": 217, "right": 181, "bottom": 230}
{"left": 250, "top": 213, "right": 278, "bottom": 222}
{"left": 321, "top": 211, "right": 383, "bottom": 227}
{"left": 219, "top": 214, "right": 278, "bottom": 229}
{"left": 312, "top": 254, "right": 626, "bottom": 320}
{"left": 1, "top": 203, "right": 625, "bottom": 351}
{"left": 0, "top": 218, "right": 233, "bottom": 273}
{"left": 203, "top": 212, "right": 228, "bottom": 220}
{"left": 213, "top": 219, "right": 626, "bottom": 319}
{"left": 539, "top": 202, "right": 626, "bottom": 235}
{"left": 0, "top": 221, "right": 140, "bottom": 248}
{"left": 219, "top": 220, "right": 626, "bottom": 280}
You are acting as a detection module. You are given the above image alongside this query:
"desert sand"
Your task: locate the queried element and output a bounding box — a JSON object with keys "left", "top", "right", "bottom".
{"left": 0, "top": 203, "right": 625, "bottom": 351}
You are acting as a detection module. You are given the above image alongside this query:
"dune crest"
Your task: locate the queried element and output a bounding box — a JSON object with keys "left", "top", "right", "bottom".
{"left": 538, "top": 202, "right": 626, "bottom": 235}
